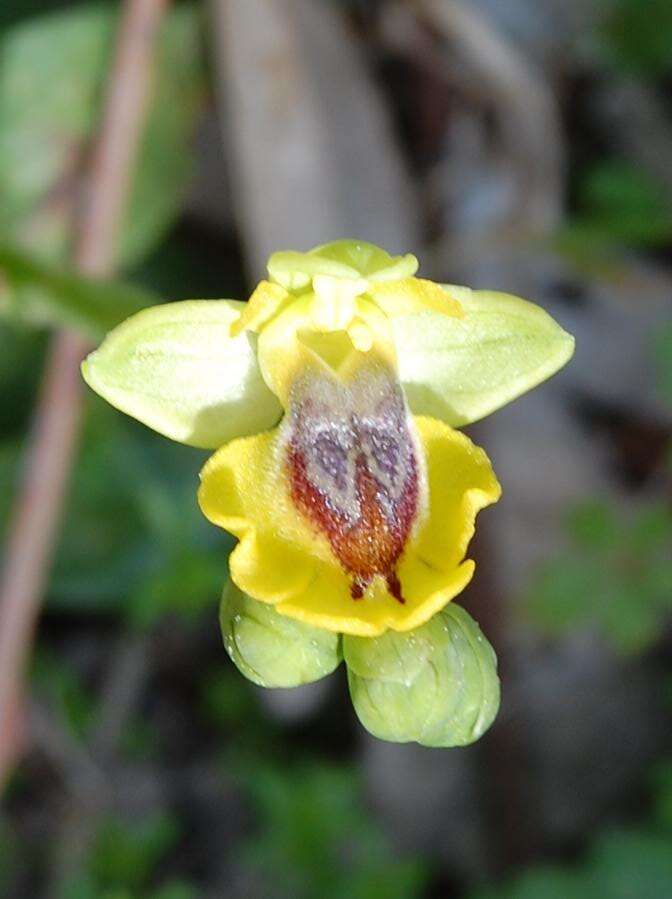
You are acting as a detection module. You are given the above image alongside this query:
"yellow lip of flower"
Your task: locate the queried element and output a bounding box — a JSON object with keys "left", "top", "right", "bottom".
{"left": 198, "top": 357, "right": 500, "bottom": 638}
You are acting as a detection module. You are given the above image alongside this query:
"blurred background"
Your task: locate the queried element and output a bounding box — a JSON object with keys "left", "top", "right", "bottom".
{"left": 1, "top": 0, "right": 672, "bottom": 897}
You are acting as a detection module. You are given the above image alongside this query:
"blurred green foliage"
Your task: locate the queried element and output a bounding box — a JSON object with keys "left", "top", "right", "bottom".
{"left": 0, "top": 396, "right": 229, "bottom": 625}
{"left": 527, "top": 326, "right": 672, "bottom": 654}
{"left": 0, "top": 2, "right": 204, "bottom": 268}
{"left": 200, "top": 667, "right": 270, "bottom": 737}
{"left": 0, "top": 817, "right": 19, "bottom": 895}
{"left": 0, "top": 243, "right": 158, "bottom": 338}
{"left": 655, "top": 324, "right": 672, "bottom": 408}
{"left": 562, "top": 0, "right": 672, "bottom": 257}
{"left": 526, "top": 498, "right": 672, "bottom": 654}
{"left": 470, "top": 760, "right": 672, "bottom": 899}
{"left": 598, "top": 0, "right": 672, "bottom": 77}
{"left": 61, "top": 811, "right": 198, "bottom": 899}
{"left": 239, "top": 763, "right": 429, "bottom": 899}
{"left": 564, "top": 161, "right": 672, "bottom": 253}
{"left": 32, "top": 649, "right": 95, "bottom": 740}
{"left": 87, "top": 814, "right": 180, "bottom": 893}
{"left": 0, "top": 320, "right": 46, "bottom": 434}
{"left": 50, "top": 400, "right": 228, "bottom": 626}
{"left": 0, "top": 2, "right": 204, "bottom": 347}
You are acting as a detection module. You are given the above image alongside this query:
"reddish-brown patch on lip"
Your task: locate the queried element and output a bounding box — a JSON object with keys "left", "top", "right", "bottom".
{"left": 286, "top": 367, "right": 420, "bottom": 602}
{"left": 288, "top": 447, "right": 418, "bottom": 601}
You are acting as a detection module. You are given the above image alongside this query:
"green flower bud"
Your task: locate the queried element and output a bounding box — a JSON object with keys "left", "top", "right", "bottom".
{"left": 344, "top": 604, "right": 499, "bottom": 747}
{"left": 220, "top": 581, "right": 342, "bottom": 688}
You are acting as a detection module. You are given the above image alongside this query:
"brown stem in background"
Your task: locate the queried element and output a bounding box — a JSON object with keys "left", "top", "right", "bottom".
{"left": 467, "top": 521, "right": 540, "bottom": 872}
{"left": 409, "top": 0, "right": 563, "bottom": 233}
{"left": 0, "top": 0, "right": 169, "bottom": 789}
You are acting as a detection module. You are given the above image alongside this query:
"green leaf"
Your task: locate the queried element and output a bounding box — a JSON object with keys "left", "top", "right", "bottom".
{"left": 149, "top": 883, "right": 199, "bottom": 899}
{"left": 588, "top": 829, "right": 672, "bottom": 898}
{"left": 82, "top": 299, "right": 282, "bottom": 449}
{"left": 599, "top": 0, "right": 672, "bottom": 78}
{"left": 0, "top": 3, "right": 204, "bottom": 267}
{"left": 651, "top": 761, "right": 672, "bottom": 830}
{"left": 630, "top": 503, "right": 672, "bottom": 553}
{"left": 344, "top": 603, "right": 500, "bottom": 747}
{"left": 89, "top": 813, "right": 181, "bottom": 892}
{"left": 526, "top": 495, "right": 672, "bottom": 656}
{"left": 471, "top": 866, "right": 584, "bottom": 899}
{"left": 566, "top": 162, "right": 672, "bottom": 250}
{"left": 238, "top": 763, "right": 429, "bottom": 899}
{"left": 655, "top": 324, "right": 672, "bottom": 406}
{"left": 526, "top": 558, "right": 601, "bottom": 635}
{"left": 46, "top": 403, "right": 217, "bottom": 615}
{"left": 0, "top": 243, "right": 156, "bottom": 338}
{"left": 566, "top": 501, "right": 621, "bottom": 551}
{"left": 393, "top": 286, "right": 574, "bottom": 427}
{"left": 119, "top": 4, "right": 203, "bottom": 266}
{"left": 220, "top": 580, "right": 342, "bottom": 688}
{"left": 0, "top": 819, "right": 18, "bottom": 897}
{"left": 31, "top": 649, "right": 94, "bottom": 740}
{"left": 0, "top": 320, "right": 46, "bottom": 433}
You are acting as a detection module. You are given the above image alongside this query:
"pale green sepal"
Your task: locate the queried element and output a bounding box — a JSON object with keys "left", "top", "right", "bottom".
{"left": 366, "top": 254, "right": 419, "bottom": 283}
{"left": 309, "top": 240, "right": 419, "bottom": 281}
{"left": 267, "top": 240, "right": 419, "bottom": 292}
{"left": 82, "top": 300, "right": 282, "bottom": 449}
{"left": 267, "top": 252, "right": 360, "bottom": 292}
{"left": 220, "top": 580, "right": 342, "bottom": 688}
{"left": 393, "top": 286, "right": 575, "bottom": 427}
{"left": 344, "top": 604, "right": 500, "bottom": 747}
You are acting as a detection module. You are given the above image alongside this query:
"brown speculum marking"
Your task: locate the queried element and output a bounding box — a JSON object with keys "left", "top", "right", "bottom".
{"left": 286, "top": 365, "right": 420, "bottom": 602}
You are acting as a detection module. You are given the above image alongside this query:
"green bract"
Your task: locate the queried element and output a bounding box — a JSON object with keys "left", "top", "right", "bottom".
{"left": 81, "top": 300, "right": 282, "bottom": 449}
{"left": 344, "top": 604, "right": 500, "bottom": 747}
{"left": 220, "top": 581, "right": 342, "bottom": 688}
{"left": 393, "top": 285, "right": 575, "bottom": 427}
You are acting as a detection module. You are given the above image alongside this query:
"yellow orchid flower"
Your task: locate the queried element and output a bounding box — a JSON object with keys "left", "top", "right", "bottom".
{"left": 198, "top": 356, "right": 500, "bottom": 637}
{"left": 82, "top": 239, "right": 574, "bottom": 747}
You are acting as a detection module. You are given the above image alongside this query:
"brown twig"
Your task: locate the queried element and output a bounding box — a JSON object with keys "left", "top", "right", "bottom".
{"left": 411, "top": 0, "right": 563, "bottom": 233}
{"left": 90, "top": 631, "right": 150, "bottom": 763}
{"left": 0, "top": 0, "right": 170, "bottom": 789}
{"left": 46, "top": 632, "right": 153, "bottom": 898}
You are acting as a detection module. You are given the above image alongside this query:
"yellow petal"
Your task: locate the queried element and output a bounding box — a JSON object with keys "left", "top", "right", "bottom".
{"left": 411, "top": 416, "right": 502, "bottom": 573}
{"left": 276, "top": 558, "right": 476, "bottom": 637}
{"left": 370, "top": 278, "right": 464, "bottom": 319}
{"left": 198, "top": 387, "right": 501, "bottom": 636}
{"left": 230, "top": 280, "right": 291, "bottom": 336}
{"left": 198, "top": 428, "right": 331, "bottom": 563}
{"left": 256, "top": 294, "right": 397, "bottom": 406}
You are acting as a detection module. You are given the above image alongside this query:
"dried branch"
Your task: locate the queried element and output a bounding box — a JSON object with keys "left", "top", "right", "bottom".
{"left": 411, "top": 0, "right": 564, "bottom": 233}
{"left": 0, "top": 0, "right": 170, "bottom": 789}
{"left": 91, "top": 632, "right": 150, "bottom": 763}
